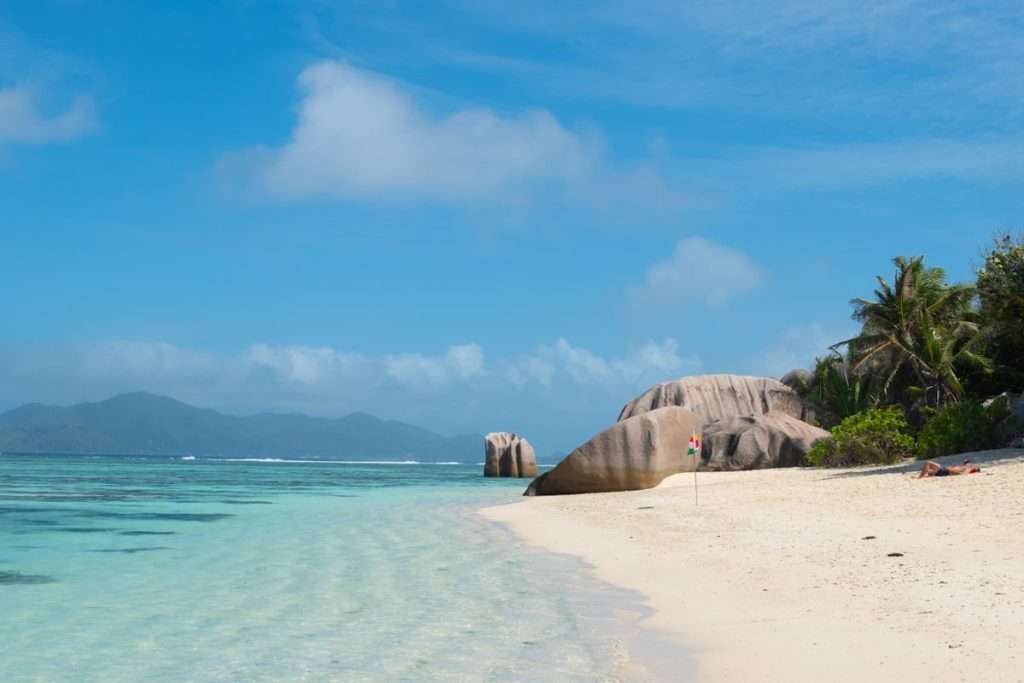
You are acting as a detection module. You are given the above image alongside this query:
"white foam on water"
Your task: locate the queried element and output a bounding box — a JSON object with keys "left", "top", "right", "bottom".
{"left": 216, "top": 458, "right": 463, "bottom": 465}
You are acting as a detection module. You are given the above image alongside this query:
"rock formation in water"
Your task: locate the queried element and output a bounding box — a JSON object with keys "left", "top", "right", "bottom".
{"left": 483, "top": 432, "right": 538, "bottom": 478}
{"left": 701, "top": 412, "right": 830, "bottom": 470}
{"left": 524, "top": 407, "right": 702, "bottom": 496}
{"left": 617, "top": 374, "right": 810, "bottom": 423}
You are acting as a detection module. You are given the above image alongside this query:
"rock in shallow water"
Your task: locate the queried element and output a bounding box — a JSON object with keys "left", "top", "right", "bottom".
{"left": 484, "top": 432, "right": 537, "bottom": 478}
{"left": 525, "top": 407, "right": 702, "bottom": 496}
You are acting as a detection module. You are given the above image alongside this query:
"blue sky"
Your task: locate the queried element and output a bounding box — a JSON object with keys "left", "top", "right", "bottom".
{"left": 2, "top": 1, "right": 1021, "bottom": 453}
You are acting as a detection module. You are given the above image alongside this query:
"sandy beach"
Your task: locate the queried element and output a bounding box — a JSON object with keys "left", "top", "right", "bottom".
{"left": 483, "top": 449, "right": 1024, "bottom": 682}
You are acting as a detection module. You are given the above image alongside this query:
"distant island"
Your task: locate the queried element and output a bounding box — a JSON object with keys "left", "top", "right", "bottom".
{"left": 0, "top": 392, "right": 481, "bottom": 461}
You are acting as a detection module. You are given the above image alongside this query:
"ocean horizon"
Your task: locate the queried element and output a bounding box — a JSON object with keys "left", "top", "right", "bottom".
{"left": 1, "top": 453, "right": 685, "bottom": 682}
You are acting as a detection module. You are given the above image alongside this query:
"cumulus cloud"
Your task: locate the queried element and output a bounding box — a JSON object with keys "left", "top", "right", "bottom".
{"left": 0, "top": 86, "right": 96, "bottom": 144}
{"left": 246, "top": 61, "right": 595, "bottom": 200}
{"left": 630, "top": 236, "right": 766, "bottom": 309}
{"left": 0, "top": 337, "right": 699, "bottom": 450}
{"left": 2, "top": 338, "right": 686, "bottom": 398}
{"left": 384, "top": 343, "right": 485, "bottom": 385}
{"left": 240, "top": 342, "right": 486, "bottom": 388}
{"left": 244, "top": 344, "right": 368, "bottom": 385}
{"left": 503, "top": 338, "right": 700, "bottom": 389}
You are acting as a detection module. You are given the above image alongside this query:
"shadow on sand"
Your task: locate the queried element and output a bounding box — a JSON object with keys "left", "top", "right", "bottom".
{"left": 820, "top": 448, "right": 1024, "bottom": 479}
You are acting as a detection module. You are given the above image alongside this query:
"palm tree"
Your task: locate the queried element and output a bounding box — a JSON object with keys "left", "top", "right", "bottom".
{"left": 835, "top": 256, "right": 989, "bottom": 411}
{"left": 810, "top": 353, "right": 876, "bottom": 428}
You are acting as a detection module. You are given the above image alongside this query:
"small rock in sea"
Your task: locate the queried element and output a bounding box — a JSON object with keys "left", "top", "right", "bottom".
{"left": 483, "top": 432, "right": 537, "bottom": 478}
{"left": 862, "top": 535, "right": 877, "bottom": 540}
{"left": 887, "top": 552, "right": 904, "bottom": 557}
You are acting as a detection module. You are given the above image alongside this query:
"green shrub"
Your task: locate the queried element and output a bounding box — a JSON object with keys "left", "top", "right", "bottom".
{"left": 806, "top": 407, "right": 915, "bottom": 467}
{"left": 916, "top": 400, "right": 1005, "bottom": 460}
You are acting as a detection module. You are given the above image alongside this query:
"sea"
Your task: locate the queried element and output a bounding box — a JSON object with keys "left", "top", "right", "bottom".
{"left": 0, "top": 453, "right": 685, "bottom": 682}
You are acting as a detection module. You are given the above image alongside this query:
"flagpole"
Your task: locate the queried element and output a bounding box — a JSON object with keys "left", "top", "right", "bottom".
{"left": 688, "top": 431, "right": 700, "bottom": 506}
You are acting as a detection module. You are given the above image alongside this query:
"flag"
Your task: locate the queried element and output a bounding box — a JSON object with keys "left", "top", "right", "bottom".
{"left": 687, "top": 431, "right": 701, "bottom": 457}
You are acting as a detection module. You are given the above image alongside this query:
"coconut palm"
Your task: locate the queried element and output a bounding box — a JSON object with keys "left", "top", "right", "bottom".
{"left": 835, "top": 256, "right": 989, "bottom": 411}
{"left": 809, "top": 353, "right": 876, "bottom": 428}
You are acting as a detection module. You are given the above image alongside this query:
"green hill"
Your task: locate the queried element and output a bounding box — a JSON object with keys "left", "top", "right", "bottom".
{"left": 0, "top": 392, "right": 480, "bottom": 461}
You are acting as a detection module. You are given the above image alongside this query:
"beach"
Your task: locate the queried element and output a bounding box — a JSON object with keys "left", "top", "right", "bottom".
{"left": 483, "top": 449, "right": 1024, "bottom": 682}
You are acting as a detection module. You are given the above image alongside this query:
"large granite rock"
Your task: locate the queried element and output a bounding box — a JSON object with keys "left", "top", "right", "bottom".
{"left": 483, "top": 432, "right": 537, "bottom": 478}
{"left": 524, "top": 407, "right": 702, "bottom": 496}
{"left": 701, "top": 412, "right": 830, "bottom": 471}
{"left": 617, "top": 374, "right": 810, "bottom": 423}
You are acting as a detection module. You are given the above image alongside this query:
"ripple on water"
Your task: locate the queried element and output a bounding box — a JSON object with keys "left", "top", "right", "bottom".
{"left": 87, "top": 546, "right": 172, "bottom": 554}
{"left": 77, "top": 512, "right": 233, "bottom": 522}
{"left": 0, "top": 570, "right": 58, "bottom": 585}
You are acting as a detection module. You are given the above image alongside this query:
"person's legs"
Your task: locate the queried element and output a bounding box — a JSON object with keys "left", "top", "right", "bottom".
{"left": 918, "top": 461, "right": 941, "bottom": 478}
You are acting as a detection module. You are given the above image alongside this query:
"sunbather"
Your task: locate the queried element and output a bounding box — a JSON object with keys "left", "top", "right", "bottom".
{"left": 918, "top": 458, "right": 980, "bottom": 478}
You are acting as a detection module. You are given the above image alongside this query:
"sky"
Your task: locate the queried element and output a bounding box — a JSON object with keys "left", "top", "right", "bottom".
{"left": 2, "top": 1, "right": 1022, "bottom": 454}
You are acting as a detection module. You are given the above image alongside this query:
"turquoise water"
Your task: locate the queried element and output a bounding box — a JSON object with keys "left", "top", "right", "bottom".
{"left": 0, "top": 454, "right": 682, "bottom": 682}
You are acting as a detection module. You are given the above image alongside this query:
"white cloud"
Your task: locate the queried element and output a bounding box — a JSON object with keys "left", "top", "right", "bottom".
{"left": 442, "top": 0, "right": 1024, "bottom": 115}
{"left": 244, "top": 344, "right": 368, "bottom": 385}
{"left": 504, "top": 337, "right": 700, "bottom": 389}
{"left": 0, "top": 86, "right": 96, "bottom": 144}
{"left": 384, "top": 343, "right": 485, "bottom": 385}
{"left": 250, "top": 61, "right": 595, "bottom": 200}
{"left": 240, "top": 342, "right": 485, "bottom": 388}
{"left": 630, "top": 237, "right": 766, "bottom": 308}
{"left": 0, "top": 337, "right": 701, "bottom": 451}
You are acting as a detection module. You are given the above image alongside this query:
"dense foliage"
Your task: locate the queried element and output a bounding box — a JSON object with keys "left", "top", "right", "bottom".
{"left": 917, "top": 400, "right": 1008, "bottom": 460}
{"left": 806, "top": 407, "right": 915, "bottom": 467}
{"left": 976, "top": 234, "right": 1024, "bottom": 392}
{"left": 794, "top": 236, "right": 1024, "bottom": 467}
{"left": 806, "top": 354, "right": 876, "bottom": 430}
{"left": 839, "top": 256, "right": 988, "bottom": 416}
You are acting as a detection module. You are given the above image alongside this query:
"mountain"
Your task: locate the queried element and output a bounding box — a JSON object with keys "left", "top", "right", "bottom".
{"left": 0, "top": 392, "right": 482, "bottom": 461}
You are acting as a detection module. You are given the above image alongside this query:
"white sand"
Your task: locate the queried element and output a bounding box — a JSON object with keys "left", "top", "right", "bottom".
{"left": 482, "top": 450, "right": 1024, "bottom": 682}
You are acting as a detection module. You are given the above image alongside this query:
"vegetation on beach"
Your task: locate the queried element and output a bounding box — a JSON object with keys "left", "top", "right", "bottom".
{"left": 800, "top": 233, "right": 1023, "bottom": 467}
{"left": 916, "top": 400, "right": 1006, "bottom": 460}
{"left": 806, "top": 407, "right": 914, "bottom": 467}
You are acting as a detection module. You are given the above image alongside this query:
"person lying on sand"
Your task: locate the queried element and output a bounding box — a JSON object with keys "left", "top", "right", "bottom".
{"left": 918, "top": 458, "right": 980, "bottom": 479}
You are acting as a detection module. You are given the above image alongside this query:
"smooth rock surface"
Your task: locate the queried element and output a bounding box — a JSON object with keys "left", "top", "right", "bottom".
{"left": 524, "top": 407, "right": 702, "bottom": 496}
{"left": 701, "top": 412, "right": 830, "bottom": 471}
{"left": 617, "top": 374, "right": 810, "bottom": 423}
{"left": 484, "top": 432, "right": 538, "bottom": 478}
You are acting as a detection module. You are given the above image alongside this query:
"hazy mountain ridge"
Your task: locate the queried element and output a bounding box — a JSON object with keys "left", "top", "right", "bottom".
{"left": 0, "top": 392, "right": 481, "bottom": 461}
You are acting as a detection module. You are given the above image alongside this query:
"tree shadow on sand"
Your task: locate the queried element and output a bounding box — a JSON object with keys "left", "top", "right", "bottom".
{"left": 819, "top": 448, "right": 1024, "bottom": 479}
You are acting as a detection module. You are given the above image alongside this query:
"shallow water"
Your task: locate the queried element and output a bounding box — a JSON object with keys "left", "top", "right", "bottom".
{"left": 0, "top": 454, "right": 687, "bottom": 682}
